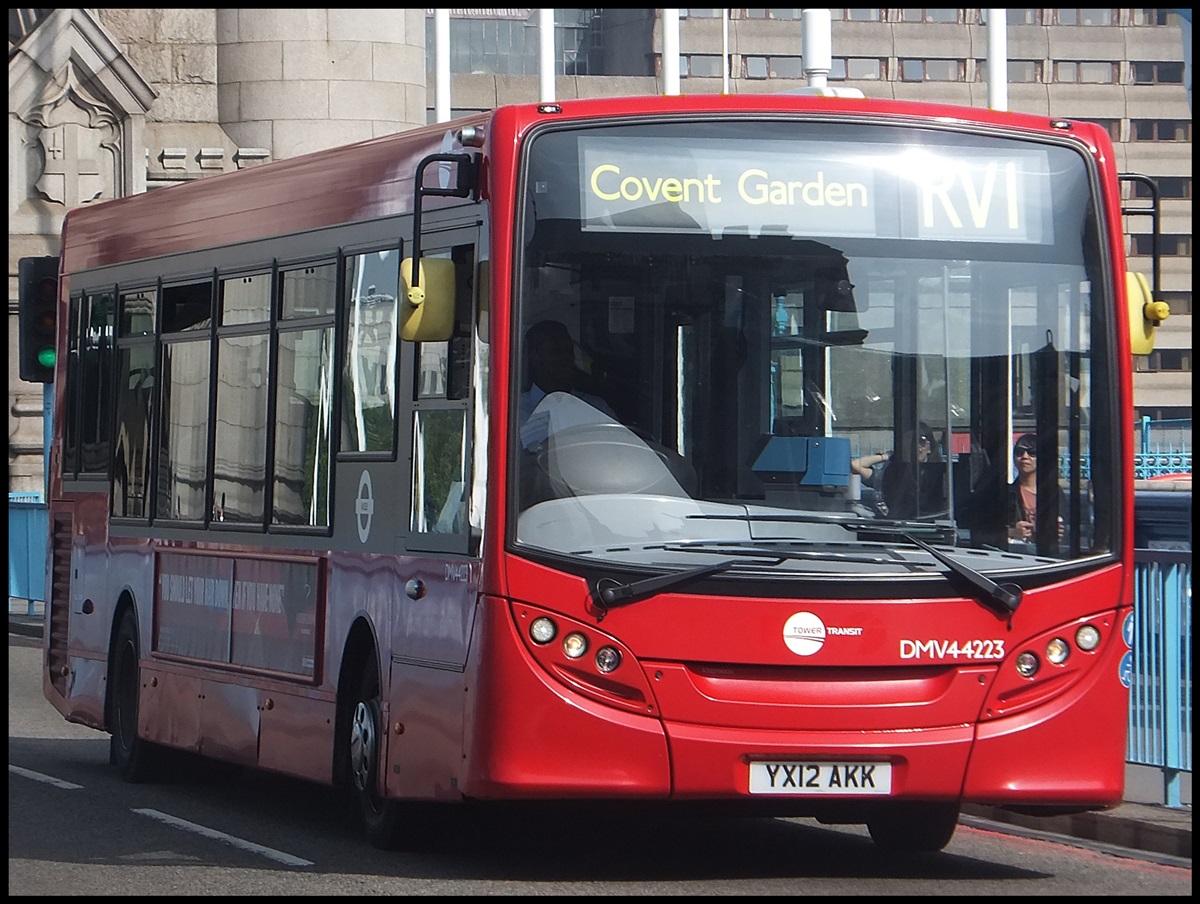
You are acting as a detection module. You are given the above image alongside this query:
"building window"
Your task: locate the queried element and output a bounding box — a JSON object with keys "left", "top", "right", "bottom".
{"left": 1078, "top": 118, "right": 1121, "bottom": 141}
{"left": 1130, "top": 233, "right": 1192, "bottom": 257}
{"left": 425, "top": 9, "right": 600, "bottom": 76}
{"left": 1133, "top": 348, "right": 1192, "bottom": 373}
{"left": 1132, "top": 61, "right": 1186, "bottom": 84}
{"left": 843, "top": 58, "right": 883, "bottom": 80}
{"left": 1132, "top": 9, "right": 1186, "bottom": 26}
{"left": 768, "top": 56, "right": 806, "bottom": 79}
{"left": 839, "top": 9, "right": 882, "bottom": 22}
{"left": 681, "top": 55, "right": 726, "bottom": 78}
{"left": 1153, "top": 292, "right": 1192, "bottom": 316}
{"left": 1054, "top": 61, "right": 1116, "bottom": 83}
{"left": 682, "top": 9, "right": 723, "bottom": 18}
{"left": 743, "top": 8, "right": 803, "bottom": 19}
{"left": 1054, "top": 9, "right": 1115, "bottom": 26}
{"left": 1006, "top": 9, "right": 1043, "bottom": 24}
{"left": 898, "top": 9, "right": 960, "bottom": 23}
{"left": 901, "top": 59, "right": 963, "bottom": 82}
{"left": 1131, "top": 119, "right": 1192, "bottom": 142}
{"left": 1129, "top": 176, "right": 1192, "bottom": 200}
{"left": 977, "top": 60, "right": 1042, "bottom": 83}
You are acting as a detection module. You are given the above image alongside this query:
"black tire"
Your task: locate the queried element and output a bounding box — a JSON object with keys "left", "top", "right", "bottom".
{"left": 867, "top": 802, "right": 959, "bottom": 853}
{"left": 109, "top": 611, "right": 162, "bottom": 783}
{"left": 348, "top": 655, "right": 405, "bottom": 849}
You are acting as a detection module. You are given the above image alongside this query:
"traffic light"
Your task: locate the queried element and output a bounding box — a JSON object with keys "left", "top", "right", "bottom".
{"left": 18, "top": 255, "right": 59, "bottom": 383}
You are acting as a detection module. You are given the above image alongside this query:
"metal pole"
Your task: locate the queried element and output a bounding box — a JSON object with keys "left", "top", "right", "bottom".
{"left": 662, "top": 9, "right": 680, "bottom": 95}
{"left": 435, "top": 9, "right": 450, "bottom": 122}
{"left": 722, "top": 8, "right": 729, "bottom": 94}
{"left": 539, "top": 9, "right": 555, "bottom": 103}
{"left": 987, "top": 9, "right": 1008, "bottom": 111}
{"left": 801, "top": 8, "right": 831, "bottom": 90}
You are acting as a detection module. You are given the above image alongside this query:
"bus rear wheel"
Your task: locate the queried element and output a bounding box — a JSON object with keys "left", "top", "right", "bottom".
{"left": 348, "top": 660, "right": 405, "bottom": 849}
{"left": 867, "top": 802, "right": 959, "bottom": 853}
{"left": 109, "top": 611, "right": 162, "bottom": 783}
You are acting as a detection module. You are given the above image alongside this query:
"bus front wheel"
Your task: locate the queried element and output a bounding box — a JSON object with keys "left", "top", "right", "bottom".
{"left": 349, "top": 659, "right": 404, "bottom": 849}
{"left": 109, "top": 610, "right": 162, "bottom": 783}
{"left": 867, "top": 802, "right": 959, "bottom": 853}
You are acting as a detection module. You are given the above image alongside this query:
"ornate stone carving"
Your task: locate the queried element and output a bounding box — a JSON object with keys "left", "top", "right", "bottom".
{"left": 24, "top": 66, "right": 121, "bottom": 208}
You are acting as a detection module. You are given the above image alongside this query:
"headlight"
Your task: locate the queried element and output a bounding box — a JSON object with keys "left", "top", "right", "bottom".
{"left": 1015, "top": 651, "right": 1040, "bottom": 678}
{"left": 1075, "top": 624, "right": 1101, "bottom": 651}
{"left": 529, "top": 616, "right": 557, "bottom": 644}
{"left": 562, "top": 632, "right": 588, "bottom": 659}
{"left": 1045, "top": 637, "right": 1070, "bottom": 664}
{"left": 595, "top": 646, "right": 622, "bottom": 673}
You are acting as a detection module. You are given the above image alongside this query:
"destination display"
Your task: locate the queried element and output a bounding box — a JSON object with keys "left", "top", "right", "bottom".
{"left": 578, "top": 136, "right": 1053, "bottom": 244}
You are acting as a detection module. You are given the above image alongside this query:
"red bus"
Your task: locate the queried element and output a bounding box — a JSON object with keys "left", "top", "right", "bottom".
{"left": 35, "top": 93, "right": 1167, "bottom": 852}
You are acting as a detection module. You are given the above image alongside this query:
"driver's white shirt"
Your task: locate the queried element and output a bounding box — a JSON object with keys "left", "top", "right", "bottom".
{"left": 519, "top": 386, "right": 616, "bottom": 449}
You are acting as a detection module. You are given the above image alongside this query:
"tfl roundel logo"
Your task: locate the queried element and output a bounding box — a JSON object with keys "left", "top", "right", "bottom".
{"left": 783, "top": 611, "right": 827, "bottom": 656}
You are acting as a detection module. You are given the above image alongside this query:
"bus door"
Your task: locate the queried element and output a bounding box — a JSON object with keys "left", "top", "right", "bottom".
{"left": 331, "top": 221, "right": 483, "bottom": 791}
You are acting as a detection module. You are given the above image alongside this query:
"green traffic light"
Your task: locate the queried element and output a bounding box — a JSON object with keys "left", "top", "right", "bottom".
{"left": 37, "top": 348, "right": 56, "bottom": 368}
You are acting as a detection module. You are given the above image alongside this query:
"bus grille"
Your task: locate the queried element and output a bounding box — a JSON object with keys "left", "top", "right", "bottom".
{"left": 46, "top": 511, "right": 72, "bottom": 697}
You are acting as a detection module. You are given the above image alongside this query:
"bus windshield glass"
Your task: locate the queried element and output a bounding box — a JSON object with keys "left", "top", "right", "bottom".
{"left": 513, "top": 119, "right": 1116, "bottom": 575}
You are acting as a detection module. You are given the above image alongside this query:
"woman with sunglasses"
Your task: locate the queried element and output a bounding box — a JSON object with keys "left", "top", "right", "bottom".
{"left": 1008, "top": 433, "right": 1064, "bottom": 543}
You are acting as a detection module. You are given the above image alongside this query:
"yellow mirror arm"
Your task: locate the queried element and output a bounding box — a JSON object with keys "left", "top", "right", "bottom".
{"left": 1144, "top": 300, "right": 1170, "bottom": 324}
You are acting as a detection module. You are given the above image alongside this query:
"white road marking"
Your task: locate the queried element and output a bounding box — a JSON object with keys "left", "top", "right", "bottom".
{"left": 9, "top": 764, "right": 83, "bottom": 789}
{"left": 132, "top": 808, "right": 314, "bottom": 867}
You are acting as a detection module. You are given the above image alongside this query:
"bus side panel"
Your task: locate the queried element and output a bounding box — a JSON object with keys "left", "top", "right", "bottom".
{"left": 61, "top": 653, "right": 108, "bottom": 730}
{"left": 461, "top": 596, "right": 671, "bottom": 798}
{"left": 962, "top": 610, "right": 1129, "bottom": 806}
{"left": 385, "top": 662, "right": 470, "bottom": 800}
{"left": 194, "top": 679, "right": 261, "bottom": 767}
{"left": 47, "top": 492, "right": 116, "bottom": 729}
{"left": 383, "top": 558, "right": 479, "bottom": 799}
{"left": 140, "top": 665, "right": 203, "bottom": 751}
{"left": 257, "top": 690, "right": 336, "bottom": 784}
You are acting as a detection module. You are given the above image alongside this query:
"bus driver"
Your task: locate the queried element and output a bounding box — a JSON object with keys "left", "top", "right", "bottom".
{"left": 518, "top": 319, "right": 616, "bottom": 450}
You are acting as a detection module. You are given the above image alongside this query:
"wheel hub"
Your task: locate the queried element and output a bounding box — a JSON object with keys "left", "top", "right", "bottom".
{"left": 349, "top": 700, "right": 376, "bottom": 792}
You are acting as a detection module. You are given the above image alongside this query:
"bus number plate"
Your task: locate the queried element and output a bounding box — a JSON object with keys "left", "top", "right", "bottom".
{"left": 749, "top": 761, "right": 892, "bottom": 795}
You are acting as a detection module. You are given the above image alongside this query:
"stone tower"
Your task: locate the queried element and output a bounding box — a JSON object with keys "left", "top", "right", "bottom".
{"left": 8, "top": 8, "right": 427, "bottom": 494}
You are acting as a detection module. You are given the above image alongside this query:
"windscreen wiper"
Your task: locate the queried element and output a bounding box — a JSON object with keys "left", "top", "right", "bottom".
{"left": 591, "top": 557, "right": 752, "bottom": 619}
{"left": 589, "top": 542, "right": 900, "bottom": 619}
{"left": 685, "top": 511, "right": 957, "bottom": 545}
{"left": 902, "top": 534, "right": 1022, "bottom": 617}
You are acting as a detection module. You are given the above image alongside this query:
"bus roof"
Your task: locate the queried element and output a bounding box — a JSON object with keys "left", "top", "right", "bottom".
{"left": 60, "top": 93, "right": 1106, "bottom": 275}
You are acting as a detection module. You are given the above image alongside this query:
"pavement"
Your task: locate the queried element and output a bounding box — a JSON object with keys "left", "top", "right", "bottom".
{"left": 9, "top": 605, "right": 1191, "bottom": 863}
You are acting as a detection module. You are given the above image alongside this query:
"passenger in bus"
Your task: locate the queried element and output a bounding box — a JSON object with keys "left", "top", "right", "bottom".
{"left": 518, "top": 319, "right": 616, "bottom": 450}
{"left": 850, "top": 447, "right": 893, "bottom": 516}
{"left": 1007, "top": 433, "right": 1065, "bottom": 543}
{"left": 877, "top": 423, "right": 942, "bottom": 519}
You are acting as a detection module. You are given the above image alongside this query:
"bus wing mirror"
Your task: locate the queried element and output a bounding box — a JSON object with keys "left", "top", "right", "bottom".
{"left": 1126, "top": 271, "right": 1169, "bottom": 355}
{"left": 401, "top": 257, "right": 456, "bottom": 341}
{"left": 820, "top": 277, "right": 858, "bottom": 312}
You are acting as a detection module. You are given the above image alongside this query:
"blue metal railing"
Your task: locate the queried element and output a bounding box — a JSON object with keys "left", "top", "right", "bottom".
{"left": 1055, "top": 417, "right": 1192, "bottom": 480}
{"left": 1127, "top": 549, "right": 1192, "bottom": 808}
{"left": 8, "top": 493, "right": 47, "bottom": 609}
{"left": 1135, "top": 416, "right": 1192, "bottom": 479}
